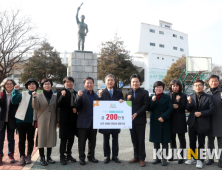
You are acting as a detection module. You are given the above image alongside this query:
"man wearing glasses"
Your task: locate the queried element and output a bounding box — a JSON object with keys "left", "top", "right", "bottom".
{"left": 185, "top": 80, "right": 215, "bottom": 169}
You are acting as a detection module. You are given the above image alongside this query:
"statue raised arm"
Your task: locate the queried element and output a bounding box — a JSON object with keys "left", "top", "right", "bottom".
{"left": 76, "top": 3, "right": 88, "bottom": 51}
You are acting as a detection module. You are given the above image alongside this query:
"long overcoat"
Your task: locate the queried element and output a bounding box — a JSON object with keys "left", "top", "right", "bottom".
{"left": 149, "top": 93, "right": 173, "bottom": 143}
{"left": 32, "top": 93, "right": 57, "bottom": 148}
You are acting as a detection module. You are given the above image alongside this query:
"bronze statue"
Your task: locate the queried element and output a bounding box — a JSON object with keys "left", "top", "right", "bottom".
{"left": 76, "top": 3, "right": 88, "bottom": 51}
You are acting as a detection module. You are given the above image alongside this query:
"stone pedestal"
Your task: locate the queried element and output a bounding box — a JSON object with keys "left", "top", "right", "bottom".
{"left": 67, "top": 51, "right": 97, "bottom": 92}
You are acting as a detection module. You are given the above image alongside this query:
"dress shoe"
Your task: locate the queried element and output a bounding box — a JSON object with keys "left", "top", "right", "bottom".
{"left": 178, "top": 159, "right": 184, "bottom": 164}
{"left": 162, "top": 159, "right": 168, "bottom": 166}
{"left": 104, "top": 157, "right": 110, "bottom": 164}
{"left": 206, "top": 159, "right": 214, "bottom": 165}
{"left": 47, "top": 156, "right": 55, "bottom": 164}
{"left": 66, "top": 155, "right": 76, "bottom": 163}
{"left": 79, "top": 159, "right": 86, "bottom": 165}
{"left": 129, "top": 158, "right": 140, "bottom": 163}
{"left": 40, "top": 156, "right": 48, "bottom": 166}
{"left": 140, "top": 160, "right": 146, "bottom": 167}
{"left": 218, "top": 161, "right": 222, "bottom": 168}
{"left": 112, "top": 157, "right": 121, "bottom": 163}
{"left": 60, "top": 157, "right": 67, "bottom": 165}
{"left": 152, "top": 159, "right": 161, "bottom": 164}
{"left": 88, "top": 157, "right": 98, "bottom": 163}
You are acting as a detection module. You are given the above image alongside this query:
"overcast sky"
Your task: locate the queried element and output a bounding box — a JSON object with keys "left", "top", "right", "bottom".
{"left": 1, "top": 0, "right": 222, "bottom": 64}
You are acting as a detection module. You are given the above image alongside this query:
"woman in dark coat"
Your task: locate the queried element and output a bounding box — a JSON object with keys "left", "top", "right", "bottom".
{"left": 149, "top": 81, "right": 173, "bottom": 166}
{"left": 57, "top": 77, "right": 78, "bottom": 165}
{"left": 168, "top": 80, "right": 187, "bottom": 164}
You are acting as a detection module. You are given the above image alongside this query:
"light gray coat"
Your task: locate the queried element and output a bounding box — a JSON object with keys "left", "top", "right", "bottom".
{"left": 205, "top": 87, "right": 222, "bottom": 137}
{"left": 32, "top": 93, "right": 57, "bottom": 148}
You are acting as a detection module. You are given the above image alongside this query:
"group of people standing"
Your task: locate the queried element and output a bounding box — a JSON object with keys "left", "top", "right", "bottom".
{"left": 0, "top": 74, "right": 221, "bottom": 169}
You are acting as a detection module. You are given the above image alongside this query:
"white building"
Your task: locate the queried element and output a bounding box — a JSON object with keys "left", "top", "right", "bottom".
{"left": 133, "top": 20, "right": 189, "bottom": 93}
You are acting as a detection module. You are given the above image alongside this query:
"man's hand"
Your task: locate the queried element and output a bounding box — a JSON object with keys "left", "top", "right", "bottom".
{"left": 195, "top": 112, "right": 202, "bottom": 117}
{"left": 73, "top": 108, "right": 77, "bottom": 114}
{"left": 14, "top": 85, "right": 20, "bottom": 90}
{"left": 61, "top": 90, "right": 66, "bottom": 97}
{"left": 119, "top": 99, "right": 124, "bottom": 103}
{"left": 132, "top": 113, "right": 137, "bottom": 120}
{"left": 127, "top": 95, "right": 132, "bottom": 100}
{"left": 173, "top": 104, "right": 178, "bottom": 109}
{"left": 57, "top": 123, "right": 60, "bottom": 128}
{"left": 32, "top": 91, "right": 37, "bottom": 98}
{"left": 187, "top": 96, "right": 192, "bottom": 104}
{"left": 158, "top": 117, "right": 164, "bottom": 122}
{"left": 78, "top": 90, "right": 83, "bottom": 97}
{"left": 176, "top": 95, "right": 181, "bottom": 102}
{"left": 99, "top": 89, "right": 103, "bottom": 97}
{"left": 221, "top": 92, "right": 222, "bottom": 99}
{"left": 152, "top": 95, "right": 156, "bottom": 102}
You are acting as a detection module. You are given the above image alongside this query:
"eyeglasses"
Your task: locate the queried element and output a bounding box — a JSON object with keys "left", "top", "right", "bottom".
{"left": 193, "top": 84, "right": 203, "bottom": 87}
{"left": 43, "top": 83, "right": 51, "bottom": 86}
{"left": 5, "top": 83, "right": 13, "bottom": 86}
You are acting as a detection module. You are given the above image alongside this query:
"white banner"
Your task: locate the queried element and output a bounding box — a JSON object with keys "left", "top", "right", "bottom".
{"left": 93, "top": 101, "right": 132, "bottom": 129}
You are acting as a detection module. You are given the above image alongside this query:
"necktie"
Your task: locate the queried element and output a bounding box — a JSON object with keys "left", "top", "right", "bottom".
{"left": 109, "top": 90, "right": 112, "bottom": 98}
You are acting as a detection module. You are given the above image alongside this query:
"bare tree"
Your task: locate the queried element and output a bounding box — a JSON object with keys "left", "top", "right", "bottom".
{"left": 0, "top": 9, "right": 40, "bottom": 82}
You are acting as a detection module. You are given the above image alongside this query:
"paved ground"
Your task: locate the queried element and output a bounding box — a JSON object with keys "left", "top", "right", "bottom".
{"left": 1, "top": 119, "right": 221, "bottom": 170}
{"left": 1, "top": 131, "right": 38, "bottom": 170}
{"left": 29, "top": 119, "right": 220, "bottom": 170}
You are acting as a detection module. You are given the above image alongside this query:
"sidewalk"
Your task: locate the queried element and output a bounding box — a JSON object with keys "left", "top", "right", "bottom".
{"left": 29, "top": 119, "right": 219, "bottom": 170}
{"left": 1, "top": 130, "right": 38, "bottom": 170}
{"left": 2, "top": 119, "right": 220, "bottom": 170}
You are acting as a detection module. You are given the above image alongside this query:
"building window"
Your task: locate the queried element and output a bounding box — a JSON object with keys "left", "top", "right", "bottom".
{"left": 165, "top": 25, "right": 170, "bottom": 28}
{"left": 150, "top": 29, "right": 155, "bottom": 33}
{"left": 162, "top": 58, "right": 164, "bottom": 60}
{"left": 180, "top": 48, "right": 184, "bottom": 52}
{"left": 159, "top": 31, "right": 164, "bottom": 35}
{"left": 157, "top": 57, "right": 159, "bottom": 59}
{"left": 159, "top": 44, "right": 164, "bottom": 48}
{"left": 173, "top": 34, "right": 177, "bottom": 38}
{"left": 180, "top": 36, "right": 183, "bottom": 40}
{"left": 150, "top": 43, "right": 155, "bottom": 46}
{"left": 173, "top": 47, "right": 177, "bottom": 50}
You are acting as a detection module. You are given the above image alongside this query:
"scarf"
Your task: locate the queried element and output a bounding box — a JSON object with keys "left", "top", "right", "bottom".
{"left": 156, "top": 93, "right": 163, "bottom": 101}
{"left": 210, "top": 87, "right": 218, "bottom": 93}
{"left": 43, "top": 90, "right": 53, "bottom": 100}
{"left": 65, "top": 88, "right": 75, "bottom": 106}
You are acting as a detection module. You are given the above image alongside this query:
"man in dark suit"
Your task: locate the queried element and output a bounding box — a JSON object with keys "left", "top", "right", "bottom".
{"left": 98, "top": 74, "right": 124, "bottom": 164}
{"left": 185, "top": 80, "right": 215, "bottom": 169}
{"left": 75, "top": 77, "right": 99, "bottom": 165}
{"left": 205, "top": 75, "right": 222, "bottom": 167}
{"left": 125, "top": 74, "right": 149, "bottom": 167}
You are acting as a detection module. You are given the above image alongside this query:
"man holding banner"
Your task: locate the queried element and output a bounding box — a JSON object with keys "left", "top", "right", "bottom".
{"left": 98, "top": 74, "right": 124, "bottom": 164}
{"left": 125, "top": 74, "right": 149, "bottom": 167}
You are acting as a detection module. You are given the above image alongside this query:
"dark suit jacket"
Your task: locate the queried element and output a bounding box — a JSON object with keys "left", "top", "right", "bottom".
{"left": 125, "top": 88, "right": 149, "bottom": 125}
{"left": 186, "top": 92, "right": 215, "bottom": 133}
{"left": 99, "top": 88, "right": 124, "bottom": 134}
{"left": 75, "top": 89, "right": 99, "bottom": 129}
